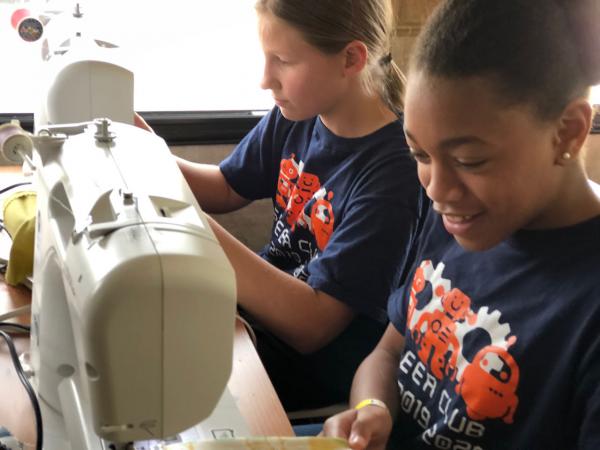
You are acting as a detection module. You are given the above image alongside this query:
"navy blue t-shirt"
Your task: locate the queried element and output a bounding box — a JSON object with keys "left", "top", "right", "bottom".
{"left": 220, "top": 107, "right": 425, "bottom": 323}
{"left": 388, "top": 208, "right": 600, "bottom": 449}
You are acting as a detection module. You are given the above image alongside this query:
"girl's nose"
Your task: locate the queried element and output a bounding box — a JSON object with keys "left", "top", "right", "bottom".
{"left": 420, "top": 161, "right": 463, "bottom": 205}
{"left": 260, "top": 62, "right": 279, "bottom": 91}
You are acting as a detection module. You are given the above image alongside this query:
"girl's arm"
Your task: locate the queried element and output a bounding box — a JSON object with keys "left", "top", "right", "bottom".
{"left": 207, "top": 215, "right": 354, "bottom": 354}
{"left": 322, "top": 324, "right": 404, "bottom": 450}
{"left": 133, "top": 112, "right": 250, "bottom": 214}
{"left": 176, "top": 158, "right": 251, "bottom": 214}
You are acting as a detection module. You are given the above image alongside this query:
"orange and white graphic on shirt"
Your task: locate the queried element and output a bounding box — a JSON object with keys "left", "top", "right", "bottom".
{"left": 286, "top": 171, "right": 321, "bottom": 229}
{"left": 456, "top": 336, "right": 520, "bottom": 424}
{"left": 413, "top": 287, "right": 477, "bottom": 381}
{"left": 406, "top": 260, "right": 520, "bottom": 425}
{"left": 276, "top": 153, "right": 300, "bottom": 209}
{"left": 275, "top": 154, "right": 335, "bottom": 250}
{"left": 309, "top": 190, "right": 334, "bottom": 251}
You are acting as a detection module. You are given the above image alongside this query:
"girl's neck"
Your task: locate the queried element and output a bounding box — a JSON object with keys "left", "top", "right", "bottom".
{"left": 319, "top": 87, "right": 398, "bottom": 138}
{"left": 529, "top": 167, "right": 600, "bottom": 229}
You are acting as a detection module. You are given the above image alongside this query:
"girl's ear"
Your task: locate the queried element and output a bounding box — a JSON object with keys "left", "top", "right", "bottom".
{"left": 343, "top": 40, "right": 368, "bottom": 75}
{"left": 554, "top": 98, "right": 593, "bottom": 164}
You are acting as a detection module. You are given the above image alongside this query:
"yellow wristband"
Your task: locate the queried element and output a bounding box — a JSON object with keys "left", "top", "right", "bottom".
{"left": 354, "top": 398, "right": 388, "bottom": 411}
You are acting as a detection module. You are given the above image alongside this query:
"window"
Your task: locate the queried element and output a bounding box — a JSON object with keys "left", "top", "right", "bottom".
{"left": 0, "top": 0, "right": 273, "bottom": 143}
{"left": 592, "top": 86, "right": 600, "bottom": 103}
{"left": 591, "top": 86, "right": 600, "bottom": 135}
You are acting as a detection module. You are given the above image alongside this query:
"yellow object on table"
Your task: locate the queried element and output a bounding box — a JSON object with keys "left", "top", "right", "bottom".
{"left": 2, "top": 190, "right": 36, "bottom": 286}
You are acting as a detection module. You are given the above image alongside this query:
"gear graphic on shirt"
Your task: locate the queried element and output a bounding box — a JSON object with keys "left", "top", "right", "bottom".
{"left": 453, "top": 306, "right": 513, "bottom": 380}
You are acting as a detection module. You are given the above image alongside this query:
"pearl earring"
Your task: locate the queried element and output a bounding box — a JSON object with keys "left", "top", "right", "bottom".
{"left": 562, "top": 152, "right": 572, "bottom": 160}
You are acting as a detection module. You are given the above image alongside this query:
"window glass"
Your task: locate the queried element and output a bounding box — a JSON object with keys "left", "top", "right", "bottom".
{"left": 592, "top": 86, "right": 600, "bottom": 106}
{"left": 0, "top": 0, "right": 273, "bottom": 113}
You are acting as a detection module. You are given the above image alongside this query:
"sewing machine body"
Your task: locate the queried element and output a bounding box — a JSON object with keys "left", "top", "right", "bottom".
{"left": 29, "top": 121, "right": 236, "bottom": 449}
{"left": 7, "top": 11, "right": 239, "bottom": 447}
{"left": 35, "top": 36, "right": 134, "bottom": 130}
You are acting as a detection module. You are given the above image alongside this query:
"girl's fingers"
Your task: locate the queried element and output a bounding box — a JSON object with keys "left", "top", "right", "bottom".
{"left": 322, "top": 409, "right": 358, "bottom": 441}
{"left": 133, "top": 112, "right": 154, "bottom": 133}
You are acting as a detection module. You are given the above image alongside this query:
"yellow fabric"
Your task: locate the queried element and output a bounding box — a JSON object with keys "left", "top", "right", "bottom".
{"left": 2, "top": 190, "right": 36, "bottom": 286}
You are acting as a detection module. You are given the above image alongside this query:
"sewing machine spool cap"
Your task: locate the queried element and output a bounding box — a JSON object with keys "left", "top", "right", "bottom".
{"left": 11, "top": 6, "right": 46, "bottom": 42}
{"left": 0, "top": 121, "right": 33, "bottom": 164}
{"left": 17, "top": 16, "right": 44, "bottom": 42}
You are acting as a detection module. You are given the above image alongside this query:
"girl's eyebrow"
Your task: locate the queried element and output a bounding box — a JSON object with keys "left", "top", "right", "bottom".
{"left": 404, "top": 128, "right": 486, "bottom": 152}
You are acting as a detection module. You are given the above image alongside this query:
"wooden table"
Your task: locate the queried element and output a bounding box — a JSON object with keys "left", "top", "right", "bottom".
{"left": 0, "top": 165, "right": 293, "bottom": 448}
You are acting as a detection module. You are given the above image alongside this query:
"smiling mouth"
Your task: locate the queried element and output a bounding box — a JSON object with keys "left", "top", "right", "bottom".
{"left": 434, "top": 207, "right": 480, "bottom": 221}
{"left": 443, "top": 214, "right": 475, "bottom": 223}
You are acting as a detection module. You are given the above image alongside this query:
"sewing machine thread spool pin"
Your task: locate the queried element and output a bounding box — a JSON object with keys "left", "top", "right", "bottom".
{"left": 94, "top": 118, "right": 115, "bottom": 143}
{"left": 122, "top": 191, "right": 134, "bottom": 205}
{"left": 73, "top": 3, "right": 83, "bottom": 18}
{"left": 0, "top": 120, "right": 34, "bottom": 165}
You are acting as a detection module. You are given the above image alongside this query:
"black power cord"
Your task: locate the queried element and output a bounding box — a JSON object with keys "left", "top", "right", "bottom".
{"left": 0, "top": 182, "right": 32, "bottom": 195}
{"left": 0, "top": 323, "right": 29, "bottom": 333}
{"left": 0, "top": 223, "right": 6, "bottom": 238}
{"left": 0, "top": 218, "right": 12, "bottom": 241}
{"left": 0, "top": 324, "right": 42, "bottom": 450}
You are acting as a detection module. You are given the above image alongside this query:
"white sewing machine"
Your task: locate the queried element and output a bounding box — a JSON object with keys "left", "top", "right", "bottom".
{"left": 2, "top": 7, "right": 237, "bottom": 449}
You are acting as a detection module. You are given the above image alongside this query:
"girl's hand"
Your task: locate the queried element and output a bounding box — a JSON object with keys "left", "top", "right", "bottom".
{"left": 134, "top": 112, "right": 154, "bottom": 133}
{"left": 321, "top": 406, "right": 393, "bottom": 450}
